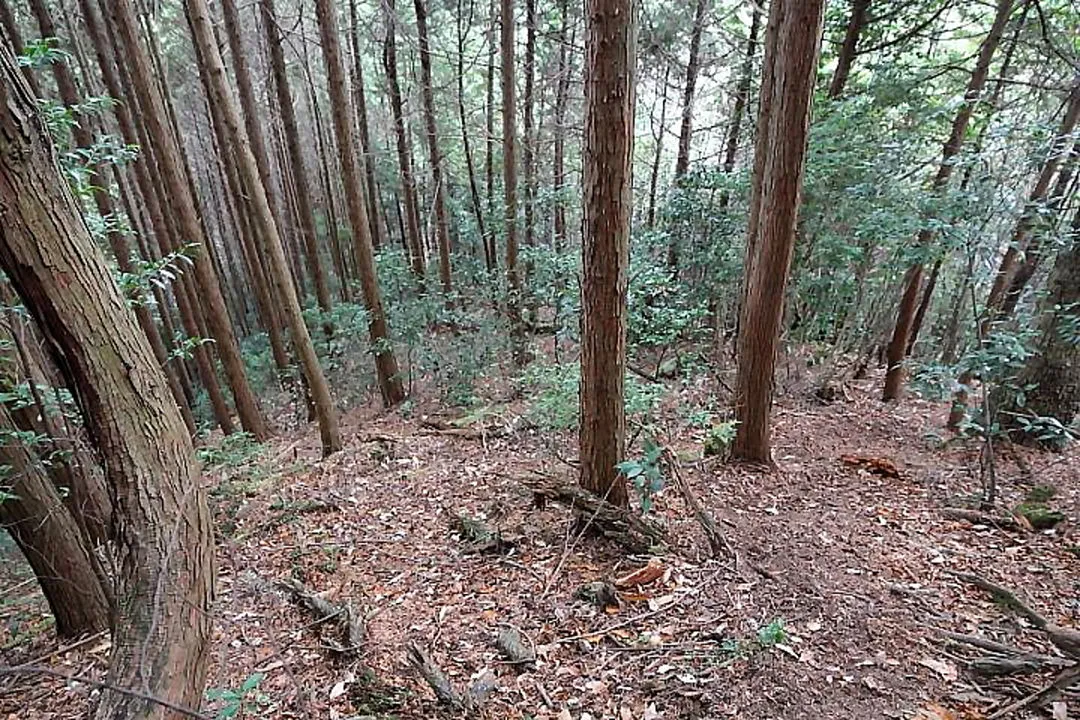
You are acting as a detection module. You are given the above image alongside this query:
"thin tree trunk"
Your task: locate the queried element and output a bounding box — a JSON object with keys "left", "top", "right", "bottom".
{"left": 349, "top": 0, "right": 386, "bottom": 254}
{"left": 732, "top": 0, "right": 825, "bottom": 464}
{"left": 828, "top": 0, "right": 871, "bottom": 98}
{"left": 905, "top": 257, "right": 941, "bottom": 356}
{"left": 553, "top": 0, "right": 571, "bottom": 251}
{"left": 523, "top": 0, "right": 536, "bottom": 253}
{"left": 414, "top": 0, "right": 454, "bottom": 296}
{"left": 383, "top": 0, "right": 427, "bottom": 279}
{"left": 313, "top": 0, "right": 407, "bottom": 407}
{"left": 457, "top": 0, "right": 489, "bottom": 263}
{"left": 485, "top": 0, "right": 498, "bottom": 270}
{"left": 720, "top": 5, "right": 761, "bottom": 186}
{"left": 646, "top": 66, "right": 670, "bottom": 229}
{"left": 579, "top": 0, "right": 635, "bottom": 506}
{"left": 0, "top": 41, "right": 215, "bottom": 717}
{"left": 882, "top": 0, "right": 1015, "bottom": 401}
{"left": 188, "top": 0, "right": 341, "bottom": 455}
{"left": 502, "top": 0, "right": 526, "bottom": 362}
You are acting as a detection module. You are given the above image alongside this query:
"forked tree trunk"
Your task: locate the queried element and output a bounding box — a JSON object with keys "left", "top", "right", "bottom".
{"left": 882, "top": 0, "right": 1014, "bottom": 401}
{"left": 732, "top": 0, "right": 825, "bottom": 464}
{"left": 414, "top": 0, "right": 454, "bottom": 296}
{"left": 578, "top": 0, "right": 635, "bottom": 507}
{"left": 0, "top": 42, "right": 214, "bottom": 718}
{"left": 828, "top": 0, "right": 871, "bottom": 99}
{"left": 382, "top": 0, "right": 427, "bottom": 279}
{"left": 107, "top": 0, "right": 269, "bottom": 440}
{"left": 188, "top": 0, "right": 341, "bottom": 455}
{"left": 502, "top": 0, "right": 526, "bottom": 362}
{"left": 313, "top": 0, "right": 407, "bottom": 407}
{"left": 0, "top": 407, "right": 109, "bottom": 638}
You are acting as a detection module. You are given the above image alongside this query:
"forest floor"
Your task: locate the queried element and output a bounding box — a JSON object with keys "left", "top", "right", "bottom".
{"left": 1, "top": 360, "right": 1078, "bottom": 720}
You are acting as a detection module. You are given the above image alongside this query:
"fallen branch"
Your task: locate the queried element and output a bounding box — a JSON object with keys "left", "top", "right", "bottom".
{"left": 942, "top": 508, "right": 1023, "bottom": 531}
{"left": 949, "top": 571, "right": 1047, "bottom": 629}
{"left": 406, "top": 642, "right": 462, "bottom": 708}
{"left": 278, "top": 578, "right": 365, "bottom": 655}
{"left": 520, "top": 471, "right": 666, "bottom": 554}
{"left": 661, "top": 448, "right": 734, "bottom": 561}
{"left": 988, "top": 664, "right": 1080, "bottom": 719}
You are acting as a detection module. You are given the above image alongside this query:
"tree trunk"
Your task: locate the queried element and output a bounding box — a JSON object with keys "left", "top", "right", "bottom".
{"left": 414, "top": 0, "right": 454, "bottom": 296}
{"left": 0, "top": 42, "right": 214, "bottom": 718}
{"left": 523, "top": 0, "right": 537, "bottom": 254}
{"left": 313, "top": 0, "right": 407, "bottom": 407}
{"left": 382, "top": 0, "right": 426, "bottom": 280}
{"left": 828, "top": 0, "right": 871, "bottom": 99}
{"left": 666, "top": 0, "right": 708, "bottom": 271}
{"left": 0, "top": 406, "right": 110, "bottom": 638}
{"left": 882, "top": 0, "right": 1015, "bottom": 401}
{"left": 502, "top": 0, "right": 526, "bottom": 362}
{"left": 553, "top": 0, "right": 571, "bottom": 250}
{"left": 645, "top": 65, "right": 670, "bottom": 229}
{"left": 485, "top": 0, "right": 498, "bottom": 271}
{"left": 719, "top": 5, "right": 761, "bottom": 205}
{"left": 579, "top": 0, "right": 635, "bottom": 507}
{"left": 905, "top": 256, "right": 942, "bottom": 356}
{"left": 188, "top": 0, "right": 341, "bottom": 455}
{"left": 994, "top": 213, "right": 1080, "bottom": 446}
{"left": 457, "top": 0, "right": 490, "bottom": 263}
{"left": 107, "top": 0, "right": 269, "bottom": 440}
{"left": 732, "top": 0, "right": 825, "bottom": 464}
{"left": 0, "top": 0, "right": 40, "bottom": 94}
{"left": 349, "top": 0, "right": 386, "bottom": 254}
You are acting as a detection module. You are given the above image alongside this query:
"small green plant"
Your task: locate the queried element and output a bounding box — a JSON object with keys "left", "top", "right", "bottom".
{"left": 756, "top": 617, "right": 788, "bottom": 648}
{"left": 616, "top": 437, "right": 665, "bottom": 513}
{"left": 197, "top": 432, "right": 264, "bottom": 470}
{"left": 704, "top": 420, "right": 739, "bottom": 458}
{"left": 205, "top": 673, "right": 268, "bottom": 719}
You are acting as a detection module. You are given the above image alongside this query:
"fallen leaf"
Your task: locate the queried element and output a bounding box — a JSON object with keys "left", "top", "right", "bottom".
{"left": 329, "top": 680, "right": 348, "bottom": 700}
{"left": 913, "top": 703, "right": 957, "bottom": 720}
{"left": 615, "top": 558, "right": 665, "bottom": 589}
{"left": 918, "top": 656, "right": 959, "bottom": 682}
{"left": 1053, "top": 701, "right": 1068, "bottom": 720}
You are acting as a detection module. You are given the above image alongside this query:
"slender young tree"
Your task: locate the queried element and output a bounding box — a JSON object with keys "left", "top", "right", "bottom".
{"left": 414, "top": 0, "right": 453, "bottom": 295}
{"left": 552, "top": 0, "right": 571, "bottom": 248}
{"left": 720, "top": 5, "right": 761, "bottom": 186}
{"left": 502, "top": 0, "right": 527, "bottom": 361}
{"left": 350, "top": 0, "right": 386, "bottom": 254}
{"left": 829, "top": 0, "right": 871, "bottom": 98}
{"left": 383, "top": 0, "right": 426, "bottom": 279}
{"left": 732, "top": 0, "right": 826, "bottom": 464}
{"left": 523, "top": 0, "right": 537, "bottom": 252}
{"left": 187, "top": 0, "right": 341, "bottom": 455}
{"left": 579, "top": 0, "right": 635, "bottom": 506}
{"left": 313, "top": 0, "right": 407, "bottom": 406}
{"left": 0, "top": 41, "right": 214, "bottom": 718}
{"left": 107, "top": 0, "right": 269, "bottom": 440}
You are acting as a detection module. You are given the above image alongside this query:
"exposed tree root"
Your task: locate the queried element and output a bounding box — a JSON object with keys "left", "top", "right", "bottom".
{"left": 278, "top": 578, "right": 366, "bottom": 656}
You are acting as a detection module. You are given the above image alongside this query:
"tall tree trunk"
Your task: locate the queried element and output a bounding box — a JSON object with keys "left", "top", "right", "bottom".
{"left": 905, "top": 257, "right": 941, "bottom": 356}
{"left": 414, "top": 0, "right": 454, "bottom": 296}
{"left": 645, "top": 66, "right": 670, "bottom": 229}
{"left": 502, "top": 0, "right": 526, "bottom": 362}
{"left": 32, "top": 0, "right": 196, "bottom": 437}
{"left": 222, "top": 0, "right": 334, "bottom": 339}
{"left": 666, "top": 0, "right": 708, "bottom": 271}
{"left": 732, "top": 0, "right": 825, "bottom": 464}
{"left": 882, "top": 0, "right": 1015, "bottom": 401}
{"left": 382, "top": 0, "right": 426, "bottom": 279}
{"left": 553, "top": 0, "right": 571, "bottom": 249}
{"left": 523, "top": 0, "right": 536, "bottom": 253}
{"left": 0, "top": 406, "right": 110, "bottom": 638}
{"left": 0, "top": 0, "right": 39, "bottom": 94}
{"left": 0, "top": 42, "right": 214, "bottom": 717}
{"left": 828, "top": 0, "right": 871, "bottom": 99}
{"left": 993, "top": 212, "right": 1080, "bottom": 446}
{"left": 579, "top": 0, "right": 634, "bottom": 507}
{"left": 485, "top": 0, "right": 498, "bottom": 270}
{"left": 313, "top": 0, "right": 407, "bottom": 407}
{"left": 188, "top": 0, "right": 341, "bottom": 455}
{"left": 458, "top": 0, "right": 490, "bottom": 261}
{"left": 107, "top": 0, "right": 269, "bottom": 440}
{"left": 349, "top": 0, "right": 386, "bottom": 254}
{"left": 721, "top": 5, "right": 761, "bottom": 183}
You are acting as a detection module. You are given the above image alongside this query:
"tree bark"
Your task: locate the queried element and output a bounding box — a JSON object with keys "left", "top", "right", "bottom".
{"left": 0, "top": 0, "right": 40, "bottom": 94}
{"left": 313, "top": 0, "right": 407, "bottom": 407}
{"left": 502, "top": 0, "right": 526, "bottom": 362}
{"left": 882, "top": 0, "right": 1015, "bottom": 401}
{"left": 553, "top": 0, "right": 571, "bottom": 248}
{"left": 415, "top": 0, "right": 454, "bottom": 296}
{"left": 382, "top": 0, "right": 427, "bottom": 280}
{"left": 719, "top": 5, "right": 761, "bottom": 205}
{"left": 732, "top": 0, "right": 825, "bottom": 464}
{"left": 0, "top": 42, "right": 215, "bottom": 718}
{"left": 0, "top": 406, "right": 110, "bottom": 638}
{"left": 485, "top": 0, "right": 498, "bottom": 271}
{"left": 457, "top": 0, "right": 490, "bottom": 263}
{"left": 107, "top": 0, "right": 269, "bottom": 440}
{"left": 188, "top": 0, "right": 341, "bottom": 455}
{"left": 523, "top": 0, "right": 537, "bottom": 253}
{"left": 828, "top": 0, "right": 871, "bottom": 99}
{"left": 349, "top": 0, "right": 386, "bottom": 255}
{"left": 579, "top": 0, "right": 635, "bottom": 507}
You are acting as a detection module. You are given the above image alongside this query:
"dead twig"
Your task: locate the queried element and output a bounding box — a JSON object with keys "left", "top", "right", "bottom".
{"left": 988, "top": 664, "right": 1080, "bottom": 719}
{"left": 661, "top": 448, "right": 735, "bottom": 562}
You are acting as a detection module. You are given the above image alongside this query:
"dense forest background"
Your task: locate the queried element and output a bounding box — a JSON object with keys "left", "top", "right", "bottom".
{"left": 0, "top": 0, "right": 1078, "bottom": 717}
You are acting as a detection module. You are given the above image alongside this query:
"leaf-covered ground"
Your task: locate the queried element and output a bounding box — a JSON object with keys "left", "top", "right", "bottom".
{"left": 1, "top": 368, "right": 1078, "bottom": 719}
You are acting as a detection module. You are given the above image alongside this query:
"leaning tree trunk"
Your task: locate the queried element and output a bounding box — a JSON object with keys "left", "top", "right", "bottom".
{"left": 882, "top": 0, "right": 1015, "bottom": 401}
{"left": 0, "top": 406, "right": 110, "bottom": 639}
{"left": 414, "top": 0, "right": 453, "bottom": 296}
{"left": 993, "top": 214, "right": 1080, "bottom": 447}
{"left": 0, "top": 40, "right": 214, "bottom": 718}
{"left": 107, "top": 0, "right": 269, "bottom": 440}
{"left": 719, "top": 5, "right": 761, "bottom": 208}
{"left": 828, "top": 0, "right": 871, "bottom": 99}
{"left": 313, "top": 0, "right": 407, "bottom": 407}
{"left": 579, "top": 0, "right": 635, "bottom": 507}
{"left": 731, "top": 0, "right": 825, "bottom": 464}
{"left": 349, "top": 0, "right": 386, "bottom": 254}
{"left": 187, "top": 0, "right": 341, "bottom": 455}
